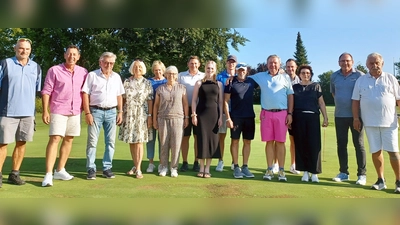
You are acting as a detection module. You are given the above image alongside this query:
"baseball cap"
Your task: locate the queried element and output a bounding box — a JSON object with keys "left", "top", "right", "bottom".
{"left": 236, "top": 63, "right": 247, "bottom": 70}
{"left": 227, "top": 55, "right": 237, "bottom": 62}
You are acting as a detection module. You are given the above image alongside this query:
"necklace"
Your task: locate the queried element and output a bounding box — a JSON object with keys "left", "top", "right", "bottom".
{"left": 301, "top": 82, "right": 312, "bottom": 91}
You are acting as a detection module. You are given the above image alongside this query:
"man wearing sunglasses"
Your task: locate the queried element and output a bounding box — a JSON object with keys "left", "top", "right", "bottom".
{"left": 0, "top": 38, "right": 42, "bottom": 187}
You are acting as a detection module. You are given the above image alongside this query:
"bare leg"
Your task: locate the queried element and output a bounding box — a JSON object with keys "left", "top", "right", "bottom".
{"left": 242, "top": 139, "right": 251, "bottom": 165}
{"left": 181, "top": 136, "right": 190, "bottom": 162}
{"left": 231, "top": 139, "right": 239, "bottom": 165}
{"left": 56, "top": 136, "right": 74, "bottom": 172}
{"left": 388, "top": 152, "right": 400, "bottom": 180}
{"left": 372, "top": 150, "right": 384, "bottom": 179}
{"left": 0, "top": 144, "right": 8, "bottom": 172}
{"left": 199, "top": 158, "right": 205, "bottom": 173}
{"left": 276, "top": 142, "right": 286, "bottom": 169}
{"left": 205, "top": 158, "right": 212, "bottom": 174}
{"left": 45, "top": 135, "right": 62, "bottom": 173}
{"left": 11, "top": 141, "right": 26, "bottom": 171}
{"left": 134, "top": 143, "right": 144, "bottom": 172}
{"left": 266, "top": 141, "right": 275, "bottom": 168}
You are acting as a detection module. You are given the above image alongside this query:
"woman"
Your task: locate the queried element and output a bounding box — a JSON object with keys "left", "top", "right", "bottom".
{"left": 291, "top": 65, "right": 328, "bottom": 183}
{"left": 119, "top": 59, "right": 153, "bottom": 179}
{"left": 191, "top": 60, "right": 223, "bottom": 178}
{"left": 153, "top": 66, "right": 189, "bottom": 177}
{"left": 146, "top": 60, "right": 167, "bottom": 173}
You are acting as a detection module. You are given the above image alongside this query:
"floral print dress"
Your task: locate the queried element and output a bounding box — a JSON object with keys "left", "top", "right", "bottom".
{"left": 118, "top": 76, "right": 153, "bottom": 143}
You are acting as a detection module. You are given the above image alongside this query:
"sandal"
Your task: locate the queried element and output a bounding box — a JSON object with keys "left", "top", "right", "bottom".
{"left": 136, "top": 170, "right": 144, "bottom": 179}
{"left": 126, "top": 166, "right": 136, "bottom": 175}
{"left": 197, "top": 172, "right": 204, "bottom": 178}
{"left": 203, "top": 173, "right": 211, "bottom": 178}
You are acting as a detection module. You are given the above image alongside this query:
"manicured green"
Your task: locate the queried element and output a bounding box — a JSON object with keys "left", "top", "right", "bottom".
{"left": 0, "top": 106, "right": 399, "bottom": 198}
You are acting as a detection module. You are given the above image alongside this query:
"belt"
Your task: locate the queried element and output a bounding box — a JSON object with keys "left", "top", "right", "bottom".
{"left": 90, "top": 105, "right": 117, "bottom": 110}
{"left": 262, "top": 108, "right": 286, "bottom": 112}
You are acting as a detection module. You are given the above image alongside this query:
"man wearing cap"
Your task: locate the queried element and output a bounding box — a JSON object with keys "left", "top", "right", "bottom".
{"left": 215, "top": 54, "right": 237, "bottom": 172}
{"left": 0, "top": 38, "right": 42, "bottom": 187}
{"left": 224, "top": 63, "right": 258, "bottom": 178}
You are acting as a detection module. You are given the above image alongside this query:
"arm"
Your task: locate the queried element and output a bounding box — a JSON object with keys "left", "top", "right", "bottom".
{"left": 352, "top": 100, "right": 361, "bottom": 132}
{"left": 116, "top": 95, "right": 123, "bottom": 125}
{"left": 218, "top": 81, "right": 224, "bottom": 127}
{"left": 153, "top": 93, "right": 160, "bottom": 130}
{"left": 191, "top": 81, "right": 201, "bottom": 126}
{"left": 182, "top": 90, "right": 189, "bottom": 128}
{"left": 82, "top": 92, "right": 93, "bottom": 125}
{"left": 286, "top": 94, "right": 293, "bottom": 125}
{"left": 224, "top": 93, "right": 233, "bottom": 129}
{"left": 42, "top": 94, "right": 51, "bottom": 125}
{"left": 147, "top": 100, "right": 153, "bottom": 128}
{"left": 318, "top": 96, "right": 329, "bottom": 127}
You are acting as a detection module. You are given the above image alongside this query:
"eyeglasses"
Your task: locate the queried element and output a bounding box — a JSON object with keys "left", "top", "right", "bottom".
{"left": 102, "top": 61, "right": 115, "bottom": 65}
{"left": 165, "top": 72, "right": 178, "bottom": 75}
{"left": 339, "top": 60, "right": 352, "bottom": 63}
{"left": 17, "top": 38, "right": 32, "bottom": 44}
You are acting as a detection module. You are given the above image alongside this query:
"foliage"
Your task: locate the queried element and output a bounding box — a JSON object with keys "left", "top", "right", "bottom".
{"left": 355, "top": 64, "right": 368, "bottom": 74}
{"left": 395, "top": 60, "right": 400, "bottom": 80}
{"left": 293, "top": 32, "right": 310, "bottom": 66}
{"left": 317, "top": 70, "right": 334, "bottom": 105}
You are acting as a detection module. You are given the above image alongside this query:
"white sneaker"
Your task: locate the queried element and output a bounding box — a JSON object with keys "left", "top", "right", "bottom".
{"left": 301, "top": 172, "right": 309, "bottom": 182}
{"left": 53, "top": 168, "right": 74, "bottom": 180}
{"left": 215, "top": 160, "right": 224, "bottom": 172}
{"left": 170, "top": 169, "right": 178, "bottom": 178}
{"left": 272, "top": 163, "right": 279, "bottom": 174}
{"left": 159, "top": 166, "right": 168, "bottom": 177}
{"left": 146, "top": 163, "right": 156, "bottom": 173}
{"left": 42, "top": 173, "right": 53, "bottom": 187}
{"left": 356, "top": 175, "right": 367, "bottom": 186}
{"left": 290, "top": 164, "right": 300, "bottom": 174}
{"left": 278, "top": 170, "right": 287, "bottom": 182}
{"left": 263, "top": 169, "right": 274, "bottom": 181}
{"left": 311, "top": 174, "right": 319, "bottom": 183}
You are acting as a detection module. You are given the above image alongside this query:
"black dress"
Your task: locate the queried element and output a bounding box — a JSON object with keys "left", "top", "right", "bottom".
{"left": 196, "top": 80, "right": 221, "bottom": 159}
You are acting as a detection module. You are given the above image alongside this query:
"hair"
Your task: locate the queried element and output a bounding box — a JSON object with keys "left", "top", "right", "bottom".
{"left": 366, "top": 52, "right": 384, "bottom": 64}
{"left": 285, "top": 58, "right": 297, "bottom": 65}
{"left": 99, "top": 52, "right": 117, "bottom": 62}
{"left": 187, "top": 55, "right": 200, "bottom": 63}
{"left": 151, "top": 60, "right": 166, "bottom": 74}
{"left": 129, "top": 59, "right": 147, "bottom": 75}
{"left": 267, "top": 54, "right": 281, "bottom": 64}
{"left": 338, "top": 52, "right": 353, "bottom": 61}
{"left": 297, "top": 64, "right": 314, "bottom": 78}
{"left": 65, "top": 44, "right": 81, "bottom": 54}
{"left": 202, "top": 60, "right": 217, "bottom": 83}
{"left": 165, "top": 65, "right": 179, "bottom": 81}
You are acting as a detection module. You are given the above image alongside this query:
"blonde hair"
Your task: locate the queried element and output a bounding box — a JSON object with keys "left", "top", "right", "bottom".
{"left": 202, "top": 60, "right": 217, "bottom": 83}
{"left": 151, "top": 60, "right": 166, "bottom": 75}
{"left": 129, "top": 59, "right": 147, "bottom": 75}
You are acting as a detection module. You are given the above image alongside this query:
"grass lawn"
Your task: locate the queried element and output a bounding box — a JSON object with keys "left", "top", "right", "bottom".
{"left": 0, "top": 105, "right": 399, "bottom": 199}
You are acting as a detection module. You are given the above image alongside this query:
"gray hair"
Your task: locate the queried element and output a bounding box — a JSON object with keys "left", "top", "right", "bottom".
{"left": 366, "top": 52, "right": 383, "bottom": 64}
{"left": 267, "top": 54, "right": 281, "bottom": 64}
{"left": 99, "top": 52, "right": 117, "bottom": 62}
{"left": 165, "top": 65, "right": 178, "bottom": 75}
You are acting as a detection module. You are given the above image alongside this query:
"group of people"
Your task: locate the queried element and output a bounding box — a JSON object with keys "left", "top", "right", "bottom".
{"left": 1, "top": 38, "right": 400, "bottom": 193}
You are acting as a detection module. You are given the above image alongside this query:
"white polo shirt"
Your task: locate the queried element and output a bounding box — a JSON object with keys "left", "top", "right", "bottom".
{"left": 81, "top": 69, "right": 125, "bottom": 108}
{"left": 351, "top": 72, "right": 400, "bottom": 127}
{"left": 178, "top": 70, "right": 204, "bottom": 103}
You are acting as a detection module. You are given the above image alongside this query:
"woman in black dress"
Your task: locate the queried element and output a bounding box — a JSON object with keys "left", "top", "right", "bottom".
{"left": 291, "top": 65, "right": 328, "bottom": 183}
{"left": 191, "top": 61, "right": 223, "bottom": 178}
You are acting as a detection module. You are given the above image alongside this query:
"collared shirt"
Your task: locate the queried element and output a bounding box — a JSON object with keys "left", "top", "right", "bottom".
{"left": 224, "top": 77, "right": 258, "bottom": 118}
{"left": 0, "top": 57, "right": 42, "bottom": 117}
{"left": 290, "top": 75, "right": 300, "bottom": 85}
{"left": 331, "top": 68, "right": 364, "bottom": 117}
{"left": 216, "top": 69, "right": 235, "bottom": 86}
{"left": 178, "top": 70, "right": 204, "bottom": 103}
{"left": 81, "top": 69, "right": 125, "bottom": 108}
{"left": 42, "top": 63, "right": 88, "bottom": 116}
{"left": 351, "top": 72, "right": 400, "bottom": 127}
{"left": 249, "top": 72, "right": 293, "bottom": 110}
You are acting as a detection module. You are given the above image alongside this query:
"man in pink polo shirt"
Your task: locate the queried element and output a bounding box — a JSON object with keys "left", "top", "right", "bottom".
{"left": 41, "top": 45, "right": 88, "bottom": 187}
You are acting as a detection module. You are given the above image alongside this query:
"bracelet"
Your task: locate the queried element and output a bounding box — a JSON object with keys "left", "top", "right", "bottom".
{"left": 85, "top": 112, "right": 91, "bottom": 115}
{"left": 117, "top": 110, "right": 123, "bottom": 113}
{"left": 287, "top": 112, "right": 292, "bottom": 115}
{"left": 191, "top": 114, "right": 197, "bottom": 117}
{"left": 184, "top": 116, "right": 189, "bottom": 119}
{"left": 226, "top": 118, "right": 231, "bottom": 122}
{"left": 147, "top": 114, "right": 152, "bottom": 117}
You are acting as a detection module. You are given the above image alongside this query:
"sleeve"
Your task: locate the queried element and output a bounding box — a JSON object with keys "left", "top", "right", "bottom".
{"left": 330, "top": 73, "right": 335, "bottom": 94}
{"left": 351, "top": 78, "right": 361, "bottom": 100}
{"left": 36, "top": 64, "right": 42, "bottom": 92}
{"left": 0, "top": 59, "right": 7, "bottom": 90}
{"left": 41, "top": 67, "right": 55, "bottom": 95}
{"left": 146, "top": 80, "right": 153, "bottom": 100}
{"left": 316, "top": 83, "right": 323, "bottom": 98}
{"left": 81, "top": 72, "right": 93, "bottom": 94}
{"left": 224, "top": 81, "right": 232, "bottom": 93}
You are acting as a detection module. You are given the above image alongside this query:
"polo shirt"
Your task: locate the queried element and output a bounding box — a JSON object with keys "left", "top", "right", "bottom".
{"left": 0, "top": 57, "right": 41, "bottom": 117}
{"left": 217, "top": 69, "right": 235, "bottom": 86}
{"left": 224, "top": 77, "right": 258, "bottom": 118}
{"left": 178, "top": 70, "right": 204, "bottom": 104}
{"left": 331, "top": 68, "right": 364, "bottom": 117}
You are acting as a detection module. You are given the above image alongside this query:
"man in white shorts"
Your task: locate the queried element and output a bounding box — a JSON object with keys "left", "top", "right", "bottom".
{"left": 41, "top": 45, "right": 88, "bottom": 187}
{"left": 352, "top": 52, "right": 400, "bottom": 193}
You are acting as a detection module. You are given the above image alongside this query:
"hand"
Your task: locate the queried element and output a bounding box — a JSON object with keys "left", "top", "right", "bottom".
{"left": 184, "top": 118, "right": 189, "bottom": 128}
{"left": 286, "top": 114, "right": 292, "bottom": 126}
{"left": 218, "top": 117, "right": 222, "bottom": 128}
{"left": 192, "top": 116, "right": 197, "bottom": 126}
{"left": 226, "top": 120, "right": 234, "bottom": 129}
{"left": 42, "top": 111, "right": 50, "bottom": 125}
{"left": 116, "top": 113, "right": 123, "bottom": 126}
{"left": 353, "top": 119, "right": 361, "bottom": 132}
{"left": 322, "top": 118, "right": 328, "bottom": 127}
{"left": 85, "top": 113, "right": 94, "bottom": 125}
{"left": 225, "top": 76, "right": 234, "bottom": 86}
{"left": 147, "top": 116, "right": 153, "bottom": 128}
{"left": 153, "top": 119, "right": 158, "bottom": 130}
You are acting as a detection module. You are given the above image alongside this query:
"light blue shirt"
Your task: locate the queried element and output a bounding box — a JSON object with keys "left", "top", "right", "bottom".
{"left": 249, "top": 71, "right": 293, "bottom": 109}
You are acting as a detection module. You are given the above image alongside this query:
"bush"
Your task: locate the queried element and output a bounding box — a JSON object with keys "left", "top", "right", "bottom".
{"left": 35, "top": 97, "right": 43, "bottom": 113}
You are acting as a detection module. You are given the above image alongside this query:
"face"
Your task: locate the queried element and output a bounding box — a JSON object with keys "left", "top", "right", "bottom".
{"left": 226, "top": 59, "right": 237, "bottom": 71}
{"left": 339, "top": 54, "right": 353, "bottom": 73}
{"left": 64, "top": 47, "right": 81, "bottom": 65}
{"left": 14, "top": 40, "right": 32, "bottom": 61}
{"left": 299, "top": 68, "right": 312, "bottom": 81}
{"left": 366, "top": 56, "right": 384, "bottom": 76}
{"left": 133, "top": 61, "right": 144, "bottom": 76}
{"left": 100, "top": 56, "right": 115, "bottom": 74}
{"left": 165, "top": 70, "right": 178, "bottom": 82}
{"left": 153, "top": 65, "right": 163, "bottom": 77}
{"left": 205, "top": 62, "right": 216, "bottom": 76}
{"left": 187, "top": 59, "right": 200, "bottom": 73}
{"left": 237, "top": 68, "right": 247, "bottom": 79}
{"left": 285, "top": 61, "right": 297, "bottom": 76}
{"left": 267, "top": 56, "right": 280, "bottom": 75}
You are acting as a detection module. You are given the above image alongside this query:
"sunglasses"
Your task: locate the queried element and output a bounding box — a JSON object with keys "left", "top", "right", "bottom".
{"left": 17, "top": 38, "right": 32, "bottom": 44}
{"left": 236, "top": 63, "right": 247, "bottom": 68}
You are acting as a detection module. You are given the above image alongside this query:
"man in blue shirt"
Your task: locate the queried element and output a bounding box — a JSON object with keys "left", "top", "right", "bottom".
{"left": 0, "top": 38, "right": 42, "bottom": 187}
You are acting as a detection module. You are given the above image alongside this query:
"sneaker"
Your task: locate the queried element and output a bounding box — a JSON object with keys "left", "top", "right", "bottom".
{"left": 278, "top": 170, "right": 287, "bottom": 182}
{"left": 233, "top": 167, "right": 243, "bottom": 179}
{"left": 289, "top": 164, "right": 300, "bottom": 174}
{"left": 7, "top": 172, "right": 26, "bottom": 185}
{"left": 171, "top": 169, "right": 178, "bottom": 178}
{"left": 263, "top": 169, "right": 274, "bottom": 181}
{"left": 159, "top": 166, "right": 168, "bottom": 177}
{"left": 301, "top": 172, "right": 309, "bottom": 182}
{"left": 180, "top": 162, "right": 189, "bottom": 172}
{"left": 146, "top": 163, "right": 156, "bottom": 173}
{"left": 192, "top": 161, "right": 200, "bottom": 172}
{"left": 356, "top": 175, "right": 367, "bottom": 186}
{"left": 87, "top": 168, "right": 96, "bottom": 180}
{"left": 272, "top": 163, "right": 279, "bottom": 174}
{"left": 102, "top": 169, "right": 115, "bottom": 179}
{"left": 231, "top": 163, "right": 234, "bottom": 170}
{"left": 54, "top": 168, "right": 74, "bottom": 180}
{"left": 41, "top": 173, "right": 53, "bottom": 187}
{"left": 241, "top": 166, "right": 255, "bottom": 178}
{"left": 332, "top": 173, "right": 349, "bottom": 182}
{"left": 311, "top": 174, "right": 319, "bottom": 183}
{"left": 215, "top": 160, "right": 224, "bottom": 172}
{"left": 371, "top": 178, "right": 387, "bottom": 190}
{"left": 394, "top": 180, "right": 400, "bottom": 194}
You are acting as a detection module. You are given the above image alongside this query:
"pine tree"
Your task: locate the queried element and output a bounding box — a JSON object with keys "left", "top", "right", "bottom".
{"left": 293, "top": 32, "right": 311, "bottom": 66}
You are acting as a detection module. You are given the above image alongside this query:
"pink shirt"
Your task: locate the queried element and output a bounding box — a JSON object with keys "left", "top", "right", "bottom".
{"left": 42, "top": 63, "right": 88, "bottom": 115}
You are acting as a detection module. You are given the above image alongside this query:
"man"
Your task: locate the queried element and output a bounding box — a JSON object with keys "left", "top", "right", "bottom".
{"left": 224, "top": 63, "right": 258, "bottom": 179}
{"left": 0, "top": 38, "right": 41, "bottom": 187}
{"left": 215, "top": 54, "right": 237, "bottom": 172}
{"left": 178, "top": 56, "right": 205, "bottom": 172}
{"left": 249, "top": 55, "right": 294, "bottom": 182}
{"left": 41, "top": 45, "right": 88, "bottom": 187}
{"left": 352, "top": 53, "right": 400, "bottom": 193}
{"left": 331, "top": 52, "right": 367, "bottom": 185}
{"left": 82, "top": 52, "right": 124, "bottom": 180}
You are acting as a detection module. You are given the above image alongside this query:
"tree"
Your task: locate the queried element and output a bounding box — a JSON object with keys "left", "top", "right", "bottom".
{"left": 395, "top": 60, "right": 400, "bottom": 80}
{"left": 293, "top": 32, "right": 310, "bottom": 66}
{"left": 318, "top": 70, "right": 334, "bottom": 105}
{"left": 355, "top": 64, "right": 368, "bottom": 74}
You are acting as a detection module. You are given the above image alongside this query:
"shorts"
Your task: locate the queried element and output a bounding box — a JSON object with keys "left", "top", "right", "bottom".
{"left": 218, "top": 114, "right": 227, "bottom": 133}
{"left": 230, "top": 117, "right": 255, "bottom": 140}
{"left": 49, "top": 114, "right": 81, "bottom": 137}
{"left": 364, "top": 126, "right": 399, "bottom": 153}
{"left": 0, "top": 116, "right": 35, "bottom": 144}
{"left": 260, "top": 110, "right": 288, "bottom": 142}
{"left": 184, "top": 115, "right": 197, "bottom": 137}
